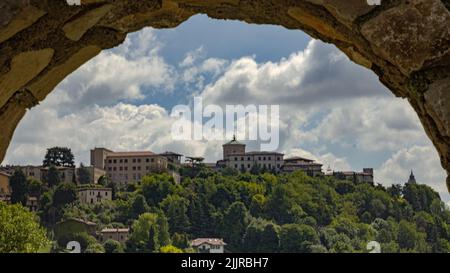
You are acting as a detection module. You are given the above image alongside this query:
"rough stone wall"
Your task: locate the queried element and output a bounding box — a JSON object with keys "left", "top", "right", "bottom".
{"left": 0, "top": 0, "right": 449, "bottom": 189}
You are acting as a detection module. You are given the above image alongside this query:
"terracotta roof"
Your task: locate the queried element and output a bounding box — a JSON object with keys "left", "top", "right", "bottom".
{"left": 191, "top": 238, "right": 227, "bottom": 247}
{"left": 106, "top": 151, "right": 156, "bottom": 157}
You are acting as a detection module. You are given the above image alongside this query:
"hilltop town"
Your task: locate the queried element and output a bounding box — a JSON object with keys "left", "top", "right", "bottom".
{"left": 0, "top": 137, "right": 428, "bottom": 253}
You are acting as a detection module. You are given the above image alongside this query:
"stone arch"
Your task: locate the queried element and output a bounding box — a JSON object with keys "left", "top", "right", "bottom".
{"left": 0, "top": 0, "right": 449, "bottom": 189}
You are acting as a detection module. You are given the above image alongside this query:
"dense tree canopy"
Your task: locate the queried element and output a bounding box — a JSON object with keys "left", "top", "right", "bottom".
{"left": 0, "top": 203, "right": 49, "bottom": 253}
{"left": 5, "top": 164, "right": 450, "bottom": 253}
{"left": 43, "top": 147, "right": 75, "bottom": 167}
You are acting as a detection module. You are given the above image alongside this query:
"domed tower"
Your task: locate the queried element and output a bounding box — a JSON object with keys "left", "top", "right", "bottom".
{"left": 222, "top": 135, "right": 246, "bottom": 159}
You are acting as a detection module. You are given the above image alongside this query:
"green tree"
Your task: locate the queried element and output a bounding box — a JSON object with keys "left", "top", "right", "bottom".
{"left": 279, "top": 224, "right": 320, "bottom": 253}
{"left": 156, "top": 212, "right": 171, "bottom": 247}
{"left": 160, "top": 194, "right": 190, "bottom": 233}
{"left": 10, "top": 169, "right": 28, "bottom": 205}
{"left": 43, "top": 147, "right": 75, "bottom": 167}
{"left": 0, "top": 202, "right": 50, "bottom": 252}
{"left": 52, "top": 182, "right": 77, "bottom": 208}
{"left": 103, "top": 239, "right": 124, "bottom": 253}
{"left": 28, "top": 179, "right": 43, "bottom": 198}
{"left": 243, "top": 218, "right": 279, "bottom": 252}
{"left": 45, "top": 165, "right": 61, "bottom": 187}
{"left": 147, "top": 224, "right": 159, "bottom": 252}
{"left": 160, "top": 245, "right": 183, "bottom": 253}
{"left": 397, "top": 220, "right": 422, "bottom": 251}
{"left": 129, "top": 213, "right": 168, "bottom": 252}
{"left": 131, "top": 194, "right": 149, "bottom": 218}
{"left": 222, "top": 202, "right": 250, "bottom": 251}
{"left": 77, "top": 163, "right": 91, "bottom": 184}
{"left": 172, "top": 233, "right": 189, "bottom": 249}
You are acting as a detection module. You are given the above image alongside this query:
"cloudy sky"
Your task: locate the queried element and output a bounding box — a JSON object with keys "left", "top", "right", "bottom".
{"left": 3, "top": 15, "right": 448, "bottom": 201}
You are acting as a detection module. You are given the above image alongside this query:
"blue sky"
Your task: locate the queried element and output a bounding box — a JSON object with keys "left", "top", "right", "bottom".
{"left": 4, "top": 15, "right": 448, "bottom": 201}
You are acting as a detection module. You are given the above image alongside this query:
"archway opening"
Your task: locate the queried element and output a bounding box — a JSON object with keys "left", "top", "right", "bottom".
{"left": 3, "top": 14, "right": 447, "bottom": 201}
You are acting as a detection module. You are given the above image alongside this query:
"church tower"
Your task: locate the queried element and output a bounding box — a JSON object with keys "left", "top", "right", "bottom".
{"left": 222, "top": 135, "right": 246, "bottom": 159}
{"left": 407, "top": 170, "right": 417, "bottom": 184}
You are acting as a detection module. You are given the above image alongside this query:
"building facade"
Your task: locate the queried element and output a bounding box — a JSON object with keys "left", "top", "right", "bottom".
{"left": 159, "top": 151, "right": 183, "bottom": 165}
{"left": 41, "top": 166, "right": 76, "bottom": 183}
{"left": 78, "top": 187, "right": 112, "bottom": 204}
{"left": 282, "top": 157, "right": 323, "bottom": 177}
{"left": 190, "top": 238, "right": 226, "bottom": 253}
{"left": 218, "top": 136, "right": 284, "bottom": 172}
{"left": 90, "top": 148, "right": 168, "bottom": 184}
{"left": 329, "top": 168, "right": 374, "bottom": 184}
{"left": 100, "top": 228, "right": 129, "bottom": 243}
{"left": 0, "top": 171, "right": 11, "bottom": 196}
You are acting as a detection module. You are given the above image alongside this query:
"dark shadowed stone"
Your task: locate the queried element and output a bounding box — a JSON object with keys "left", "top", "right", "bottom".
{"left": 361, "top": 0, "right": 450, "bottom": 75}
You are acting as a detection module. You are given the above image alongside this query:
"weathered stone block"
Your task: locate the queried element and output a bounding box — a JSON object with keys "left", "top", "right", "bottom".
{"left": 361, "top": 0, "right": 450, "bottom": 75}
{"left": 424, "top": 79, "right": 450, "bottom": 138}
{"left": 0, "top": 49, "right": 54, "bottom": 109}
{"left": 63, "top": 4, "right": 113, "bottom": 41}
{"left": 0, "top": 5, "right": 46, "bottom": 44}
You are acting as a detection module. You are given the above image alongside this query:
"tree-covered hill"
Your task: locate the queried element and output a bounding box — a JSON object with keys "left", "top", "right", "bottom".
{"left": 55, "top": 168, "right": 450, "bottom": 253}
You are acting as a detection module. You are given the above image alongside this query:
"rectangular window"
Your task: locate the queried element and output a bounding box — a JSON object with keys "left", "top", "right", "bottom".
{"left": 137, "top": 158, "right": 141, "bottom": 163}
{"left": 132, "top": 159, "right": 136, "bottom": 163}
{"left": 146, "top": 158, "right": 149, "bottom": 163}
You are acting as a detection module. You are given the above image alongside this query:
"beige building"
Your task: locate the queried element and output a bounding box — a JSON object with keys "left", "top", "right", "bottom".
{"left": 190, "top": 238, "right": 226, "bottom": 253}
{"left": 20, "top": 165, "right": 41, "bottom": 181}
{"left": 218, "top": 136, "right": 284, "bottom": 172}
{"left": 26, "top": 197, "right": 39, "bottom": 212}
{"left": 0, "top": 171, "right": 11, "bottom": 196}
{"left": 90, "top": 148, "right": 168, "bottom": 184}
{"left": 159, "top": 151, "right": 183, "bottom": 165}
{"left": 78, "top": 187, "right": 112, "bottom": 204}
{"left": 100, "top": 228, "right": 129, "bottom": 243}
{"left": 282, "top": 157, "right": 323, "bottom": 177}
{"left": 79, "top": 166, "right": 106, "bottom": 184}
{"left": 41, "top": 166, "right": 75, "bottom": 183}
{"left": 328, "top": 168, "right": 374, "bottom": 184}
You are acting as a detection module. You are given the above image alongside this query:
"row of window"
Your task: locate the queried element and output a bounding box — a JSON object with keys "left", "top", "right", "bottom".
{"left": 85, "top": 191, "right": 108, "bottom": 196}
{"left": 235, "top": 163, "right": 281, "bottom": 169}
{"left": 231, "top": 156, "right": 282, "bottom": 161}
{"left": 107, "top": 158, "right": 157, "bottom": 164}
{"left": 107, "top": 165, "right": 159, "bottom": 172}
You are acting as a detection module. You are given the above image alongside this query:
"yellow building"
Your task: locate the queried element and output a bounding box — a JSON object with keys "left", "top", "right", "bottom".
{"left": 0, "top": 171, "right": 11, "bottom": 196}
{"left": 90, "top": 148, "right": 168, "bottom": 185}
